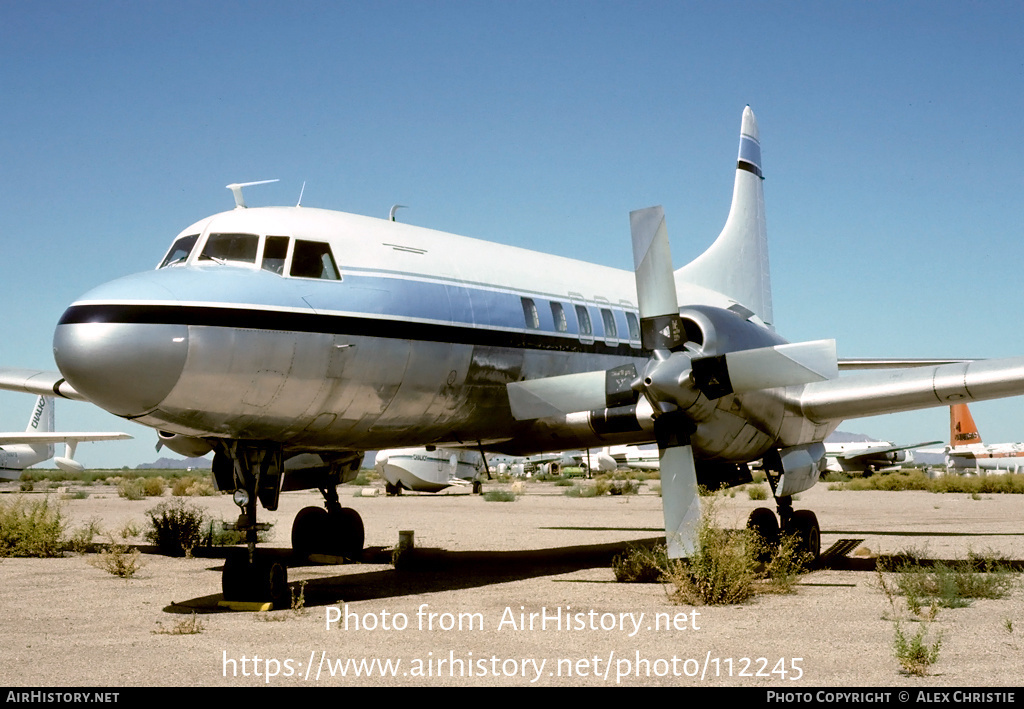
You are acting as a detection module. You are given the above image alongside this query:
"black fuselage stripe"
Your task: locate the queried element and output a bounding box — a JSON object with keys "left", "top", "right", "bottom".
{"left": 59, "top": 304, "right": 648, "bottom": 357}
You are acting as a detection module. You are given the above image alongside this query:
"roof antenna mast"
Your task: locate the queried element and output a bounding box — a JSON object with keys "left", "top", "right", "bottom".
{"left": 225, "top": 179, "right": 279, "bottom": 209}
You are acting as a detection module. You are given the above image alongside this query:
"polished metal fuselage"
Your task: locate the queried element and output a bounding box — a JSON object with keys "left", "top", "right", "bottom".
{"left": 52, "top": 206, "right": 817, "bottom": 464}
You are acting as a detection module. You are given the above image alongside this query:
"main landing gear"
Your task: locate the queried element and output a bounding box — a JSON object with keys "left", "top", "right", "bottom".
{"left": 746, "top": 453, "right": 821, "bottom": 565}
{"left": 291, "top": 485, "right": 365, "bottom": 561}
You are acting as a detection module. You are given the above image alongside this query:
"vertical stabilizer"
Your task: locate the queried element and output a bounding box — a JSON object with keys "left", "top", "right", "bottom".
{"left": 950, "top": 404, "right": 982, "bottom": 448}
{"left": 27, "top": 395, "right": 54, "bottom": 433}
{"left": 675, "top": 106, "right": 773, "bottom": 328}
{"left": 26, "top": 395, "right": 55, "bottom": 461}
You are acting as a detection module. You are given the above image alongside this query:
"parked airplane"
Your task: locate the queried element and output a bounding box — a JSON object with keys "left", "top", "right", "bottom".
{"left": 375, "top": 447, "right": 588, "bottom": 494}
{"left": 943, "top": 403, "right": 1024, "bottom": 473}
{"left": 597, "top": 444, "right": 660, "bottom": 472}
{"left": 374, "top": 447, "right": 481, "bottom": 494}
{"left": 823, "top": 439, "right": 939, "bottom": 475}
{"left": 5, "top": 107, "right": 1024, "bottom": 606}
{"left": 0, "top": 395, "right": 131, "bottom": 480}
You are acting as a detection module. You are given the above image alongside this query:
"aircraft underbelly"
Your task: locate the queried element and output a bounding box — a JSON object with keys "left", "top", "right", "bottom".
{"left": 140, "top": 319, "right": 659, "bottom": 452}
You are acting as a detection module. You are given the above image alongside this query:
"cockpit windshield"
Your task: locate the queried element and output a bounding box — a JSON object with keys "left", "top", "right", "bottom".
{"left": 199, "top": 233, "right": 259, "bottom": 264}
{"left": 158, "top": 234, "right": 199, "bottom": 268}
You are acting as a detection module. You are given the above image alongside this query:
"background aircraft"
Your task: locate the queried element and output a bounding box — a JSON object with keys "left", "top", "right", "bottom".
{"left": 596, "top": 444, "right": 660, "bottom": 472}
{"left": 942, "top": 403, "right": 1024, "bottom": 473}
{"left": 375, "top": 447, "right": 591, "bottom": 494}
{"left": 0, "top": 395, "right": 131, "bottom": 480}
{"left": 374, "top": 447, "right": 481, "bottom": 494}
{"left": 823, "top": 439, "right": 939, "bottom": 475}
{"left": 6, "top": 108, "right": 1024, "bottom": 607}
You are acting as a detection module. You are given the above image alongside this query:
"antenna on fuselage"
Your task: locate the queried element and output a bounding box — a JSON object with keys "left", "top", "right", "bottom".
{"left": 389, "top": 204, "right": 407, "bottom": 222}
{"left": 297, "top": 181, "right": 306, "bottom": 207}
{"left": 225, "top": 179, "right": 280, "bottom": 209}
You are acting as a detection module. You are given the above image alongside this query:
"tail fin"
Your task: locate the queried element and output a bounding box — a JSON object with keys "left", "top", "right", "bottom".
{"left": 675, "top": 106, "right": 773, "bottom": 328}
{"left": 950, "top": 403, "right": 982, "bottom": 447}
{"left": 24, "top": 395, "right": 55, "bottom": 462}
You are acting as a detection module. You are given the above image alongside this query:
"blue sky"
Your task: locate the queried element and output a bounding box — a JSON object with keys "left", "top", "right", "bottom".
{"left": 2, "top": 1, "right": 1023, "bottom": 467}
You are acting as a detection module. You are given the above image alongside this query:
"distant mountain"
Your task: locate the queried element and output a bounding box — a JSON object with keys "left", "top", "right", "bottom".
{"left": 826, "top": 431, "right": 877, "bottom": 443}
{"left": 136, "top": 456, "right": 212, "bottom": 470}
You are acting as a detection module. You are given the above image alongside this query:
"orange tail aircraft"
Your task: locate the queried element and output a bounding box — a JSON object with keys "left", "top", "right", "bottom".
{"left": 946, "top": 403, "right": 1024, "bottom": 473}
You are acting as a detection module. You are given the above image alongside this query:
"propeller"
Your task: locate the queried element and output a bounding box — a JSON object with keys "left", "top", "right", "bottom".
{"left": 506, "top": 206, "right": 837, "bottom": 557}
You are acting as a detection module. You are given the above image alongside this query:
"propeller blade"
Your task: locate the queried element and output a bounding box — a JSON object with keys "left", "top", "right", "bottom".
{"left": 691, "top": 339, "right": 838, "bottom": 399}
{"left": 507, "top": 364, "right": 639, "bottom": 420}
{"left": 631, "top": 206, "right": 687, "bottom": 351}
{"left": 655, "top": 412, "right": 701, "bottom": 558}
{"left": 507, "top": 371, "right": 608, "bottom": 420}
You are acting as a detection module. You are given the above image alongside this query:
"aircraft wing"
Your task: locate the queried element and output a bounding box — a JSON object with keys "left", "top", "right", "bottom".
{"left": 0, "top": 432, "right": 131, "bottom": 444}
{"left": 0, "top": 368, "right": 84, "bottom": 401}
{"left": 794, "top": 356, "right": 1024, "bottom": 423}
{"left": 838, "top": 358, "right": 973, "bottom": 371}
{"left": 834, "top": 441, "right": 942, "bottom": 461}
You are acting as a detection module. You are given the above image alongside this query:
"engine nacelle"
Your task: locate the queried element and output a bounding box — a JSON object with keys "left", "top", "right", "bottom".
{"left": 773, "top": 442, "right": 827, "bottom": 497}
{"left": 157, "top": 431, "right": 214, "bottom": 458}
{"left": 53, "top": 456, "right": 85, "bottom": 475}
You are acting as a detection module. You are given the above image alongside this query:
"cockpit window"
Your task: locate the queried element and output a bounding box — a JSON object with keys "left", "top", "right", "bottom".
{"left": 158, "top": 234, "right": 199, "bottom": 268}
{"left": 199, "top": 233, "right": 259, "bottom": 264}
{"left": 262, "top": 236, "right": 289, "bottom": 275}
{"left": 290, "top": 240, "right": 340, "bottom": 280}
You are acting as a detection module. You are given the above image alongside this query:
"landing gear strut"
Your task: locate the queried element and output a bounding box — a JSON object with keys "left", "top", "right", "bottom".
{"left": 217, "top": 444, "right": 290, "bottom": 607}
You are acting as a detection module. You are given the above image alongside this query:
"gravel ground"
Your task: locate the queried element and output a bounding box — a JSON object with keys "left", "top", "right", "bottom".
{"left": 0, "top": 480, "right": 1022, "bottom": 687}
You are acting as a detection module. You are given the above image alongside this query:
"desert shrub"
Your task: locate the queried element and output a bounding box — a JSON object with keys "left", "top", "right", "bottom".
{"left": 747, "top": 485, "right": 768, "bottom": 500}
{"left": 118, "top": 478, "right": 146, "bottom": 500}
{"left": 483, "top": 490, "right": 517, "bottom": 502}
{"left": 659, "top": 496, "right": 809, "bottom": 604}
{"left": 613, "top": 545, "right": 667, "bottom": 583}
{"left": 0, "top": 496, "right": 66, "bottom": 557}
{"left": 170, "top": 475, "right": 217, "bottom": 496}
{"left": 880, "top": 553, "right": 1017, "bottom": 611}
{"left": 66, "top": 516, "right": 104, "bottom": 553}
{"left": 608, "top": 480, "right": 639, "bottom": 496}
{"left": 141, "top": 477, "right": 166, "bottom": 497}
{"left": 89, "top": 540, "right": 144, "bottom": 578}
{"left": 893, "top": 621, "right": 942, "bottom": 676}
{"left": 145, "top": 499, "right": 208, "bottom": 557}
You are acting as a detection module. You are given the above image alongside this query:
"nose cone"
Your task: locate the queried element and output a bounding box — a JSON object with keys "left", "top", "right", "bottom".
{"left": 53, "top": 274, "right": 188, "bottom": 418}
{"left": 54, "top": 320, "right": 188, "bottom": 418}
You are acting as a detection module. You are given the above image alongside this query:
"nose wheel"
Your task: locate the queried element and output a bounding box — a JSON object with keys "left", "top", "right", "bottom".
{"left": 222, "top": 552, "right": 290, "bottom": 608}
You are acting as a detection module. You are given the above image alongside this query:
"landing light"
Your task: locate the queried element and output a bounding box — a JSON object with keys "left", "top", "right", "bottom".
{"left": 233, "top": 489, "right": 250, "bottom": 508}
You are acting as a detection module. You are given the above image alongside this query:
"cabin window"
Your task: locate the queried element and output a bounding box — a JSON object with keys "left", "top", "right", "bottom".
{"left": 601, "top": 308, "right": 617, "bottom": 339}
{"left": 521, "top": 298, "right": 540, "bottom": 329}
{"left": 290, "top": 239, "right": 340, "bottom": 280}
{"left": 575, "top": 304, "right": 592, "bottom": 336}
{"left": 625, "top": 312, "right": 641, "bottom": 342}
{"left": 262, "top": 236, "right": 289, "bottom": 274}
{"left": 199, "top": 233, "right": 259, "bottom": 264}
{"left": 550, "top": 302, "right": 568, "bottom": 332}
{"left": 159, "top": 234, "right": 199, "bottom": 268}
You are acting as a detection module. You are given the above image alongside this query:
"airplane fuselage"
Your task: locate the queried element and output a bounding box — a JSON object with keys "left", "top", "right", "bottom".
{"left": 53, "top": 205, "right": 801, "bottom": 465}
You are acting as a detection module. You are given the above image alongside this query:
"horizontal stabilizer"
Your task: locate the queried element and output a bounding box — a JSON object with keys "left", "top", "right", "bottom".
{"left": 0, "top": 432, "right": 132, "bottom": 444}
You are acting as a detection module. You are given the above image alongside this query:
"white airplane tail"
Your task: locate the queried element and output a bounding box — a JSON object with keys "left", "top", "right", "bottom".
{"left": 25, "top": 396, "right": 55, "bottom": 461}
{"left": 675, "top": 106, "right": 773, "bottom": 328}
